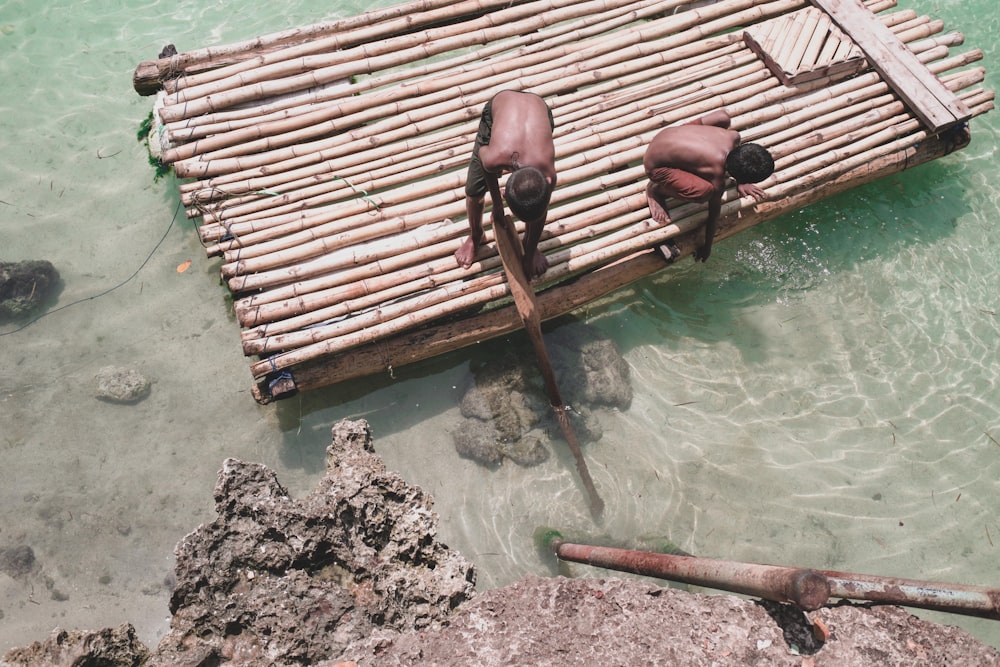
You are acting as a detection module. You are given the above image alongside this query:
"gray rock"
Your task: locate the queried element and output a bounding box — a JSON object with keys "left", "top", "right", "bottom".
{"left": 94, "top": 366, "right": 151, "bottom": 404}
{"left": 453, "top": 320, "right": 629, "bottom": 468}
{"left": 4, "top": 420, "right": 999, "bottom": 667}
{"left": 0, "top": 624, "right": 149, "bottom": 667}
{"left": 0, "top": 545, "right": 36, "bottom": 578}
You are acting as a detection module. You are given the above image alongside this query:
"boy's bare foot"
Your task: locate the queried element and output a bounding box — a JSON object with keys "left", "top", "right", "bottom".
{"left": 524, "top": 250, "right": 549, "bottom": 279}
{"left": 454, "top": 236, "right": 483, "bottom": 269}
{"left": 646, "top": 182, "right": 672, "bottom": 224}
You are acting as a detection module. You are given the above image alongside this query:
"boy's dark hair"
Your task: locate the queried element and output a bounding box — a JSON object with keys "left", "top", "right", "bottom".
{"left": 506, "top": 166, "right": 551, "bottom": 222}
{"left": 725, "top": 143, "right": 774, "bottom": 184}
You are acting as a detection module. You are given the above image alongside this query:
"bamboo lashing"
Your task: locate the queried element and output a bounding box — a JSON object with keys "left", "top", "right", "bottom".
{"left": 133, "top": 0, "right": 993, "bottom": 402}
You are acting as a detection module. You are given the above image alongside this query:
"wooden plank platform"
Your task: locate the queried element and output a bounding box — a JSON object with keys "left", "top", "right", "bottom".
{"left": 133, "top": 0, "right": 992, "bottom": 403}
{"left": 743, "top": 7, "right": 865, "bottom": 84}
{"left": 813, "top": 0, "right": 971, "bottom": 131}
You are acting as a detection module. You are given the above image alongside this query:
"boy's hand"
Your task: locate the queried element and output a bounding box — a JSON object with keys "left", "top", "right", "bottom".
{"left": 737, "top": 183, "right": 767, "bottom": 201}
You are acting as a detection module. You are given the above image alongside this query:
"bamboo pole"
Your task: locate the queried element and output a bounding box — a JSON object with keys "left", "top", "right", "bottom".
{"left": 158, "top": 0, "right": 688, "bottom": 122}
{"left": 165, "top": 0, "right": 675, "bottom": 143}
{"left": 162, "top": 0, "right": 675, "bottom": 146}
{"left": 133, "top": 0, "right": 471, "bottom": 93}
{"left": 162, "top": 0, "right": 528, "bottom": 95}
{"left": 169, "top": 0, "right": 807, "bottom": 178}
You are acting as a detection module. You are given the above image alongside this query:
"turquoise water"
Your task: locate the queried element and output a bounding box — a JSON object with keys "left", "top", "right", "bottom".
{"left": 1, "top": 0, "right": 997, "bottom": 653}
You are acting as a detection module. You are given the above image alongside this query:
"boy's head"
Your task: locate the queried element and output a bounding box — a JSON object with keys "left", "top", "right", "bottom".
{"left": 725, "top": 143, "right": 774, "bottom": 185}
{"left": 506, "top": 166, "right": 551, "bottom": 222}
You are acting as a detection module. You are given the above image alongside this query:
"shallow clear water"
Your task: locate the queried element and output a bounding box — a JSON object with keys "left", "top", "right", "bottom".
{"left": 1, "top": 0, "right": 998, "bottom": 653}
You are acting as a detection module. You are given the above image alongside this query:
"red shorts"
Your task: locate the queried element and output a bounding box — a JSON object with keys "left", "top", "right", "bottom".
{"left": 647, "top": 167, "right": 713, "bottom": 203}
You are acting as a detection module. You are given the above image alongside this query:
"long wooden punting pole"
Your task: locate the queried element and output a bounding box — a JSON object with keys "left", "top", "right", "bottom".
{"left": 492, "top": 214, "right": 605, "bottom": 521}
{"left": 542, "top": 536, "right": 1000, "bottom": 619}
{"left": 249, "top": 118, "right": 986, "bottom": 403}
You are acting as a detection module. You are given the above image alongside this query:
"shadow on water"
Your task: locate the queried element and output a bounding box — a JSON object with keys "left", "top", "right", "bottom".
{"left": 272, "top": 315, "right": 607, "bottom": 474}
{"left": 273, "top": 348, "right": 473, "bottom": 473}
{"left": 588, "top": 159, "right": 972, "bottom": 363}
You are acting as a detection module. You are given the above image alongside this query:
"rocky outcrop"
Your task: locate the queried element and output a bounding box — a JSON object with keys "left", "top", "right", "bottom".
{"left": 153, "top": 419, "right": 476, "bottom": 665}
{"left": 4, "top": 419, "right": 999, "bottom": 667}
{"left": 341, "top": 575, "right": 1000, "bottom": 667}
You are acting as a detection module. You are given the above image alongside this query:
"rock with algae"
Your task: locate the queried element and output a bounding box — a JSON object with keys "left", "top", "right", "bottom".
{"left": 0, "top": 260, "right": 60, "bottom": 321}
{"left": 452, "top": 320, "right": 631, "bottom": 467}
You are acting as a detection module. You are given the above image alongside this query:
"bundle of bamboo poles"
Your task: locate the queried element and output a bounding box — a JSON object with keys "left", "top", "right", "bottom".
{"left": 135, "top": 0, "right": 993, "bottom": 402}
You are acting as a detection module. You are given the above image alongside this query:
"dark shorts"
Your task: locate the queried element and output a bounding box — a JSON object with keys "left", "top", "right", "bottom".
{"left": 465, "top": 91, "right": 555, "bottom": 198}
{"left": 646, "top": 166, "right": 714, "bottom": 203}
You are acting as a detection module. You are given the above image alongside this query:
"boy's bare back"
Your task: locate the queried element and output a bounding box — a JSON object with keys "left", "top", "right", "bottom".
{"left": 479, "top": 91, "right": 556, "bottom": 179}
{"left": 642, "top": 123, "right": 739, "bottom": 190}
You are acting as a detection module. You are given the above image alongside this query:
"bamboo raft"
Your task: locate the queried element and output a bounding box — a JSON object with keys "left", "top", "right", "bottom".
{"left": 133, "top": 0, "right": 993, "bottom": 404}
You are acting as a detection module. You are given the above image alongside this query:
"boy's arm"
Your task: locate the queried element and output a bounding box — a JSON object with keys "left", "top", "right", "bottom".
{"left": 693, "top": 109, "right": 731, "bottom": 129}
{"left": 521, "top": 211, "right": 547, "bottom": 277}
{"left": 695, "top": 194, "right": 722, "bottom": 262}
{"left": 486, "top": 175, "right": 504, "bottom": 225}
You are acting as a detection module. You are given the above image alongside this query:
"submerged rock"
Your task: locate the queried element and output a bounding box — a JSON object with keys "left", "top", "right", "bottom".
{"left": 0, "top": 260, "right": 60, "bottom": 321}
{"left": 0, "top": 545, "right": 36, "bottom": 578}
{"left": 94, "top": 366, "right": 151, "bottom": 404}
{"left": 453, "top": 320, "right": 630, "bottom": 468}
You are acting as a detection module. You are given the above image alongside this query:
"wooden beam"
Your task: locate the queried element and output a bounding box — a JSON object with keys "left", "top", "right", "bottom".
{"left": 811, "top": 0, "right": 970, "bottom": 132}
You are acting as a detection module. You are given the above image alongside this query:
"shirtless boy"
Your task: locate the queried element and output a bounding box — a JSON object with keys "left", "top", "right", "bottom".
{"left": 644, "top": 110, "right": 774, "bottom": 262}
{"left": 455, "top": 90, "right": 557, "bottom": 279}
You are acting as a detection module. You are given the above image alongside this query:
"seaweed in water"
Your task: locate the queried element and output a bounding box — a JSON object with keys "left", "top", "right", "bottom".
{"left": 137, "top": 111, "right": 171, "bottom": 182}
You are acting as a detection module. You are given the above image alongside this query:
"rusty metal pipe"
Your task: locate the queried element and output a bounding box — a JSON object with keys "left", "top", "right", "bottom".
{"left": 548, "top": 539, "right": 1000, "bottom": 620}
{"left": 822, "top": 571, "right": 1000, "bottom": 620}
{"left": 550, "top": 540, "right": 831, "bottom": 610}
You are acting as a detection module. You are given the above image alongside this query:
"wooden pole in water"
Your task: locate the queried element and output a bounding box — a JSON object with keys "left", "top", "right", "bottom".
{"left": 491, "top": 214, "right": 605, "bottom": 521}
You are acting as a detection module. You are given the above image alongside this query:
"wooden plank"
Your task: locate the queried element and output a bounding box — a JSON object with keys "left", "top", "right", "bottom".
{"left": 811, "top": 0, "right": 970, "bottom": 131}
